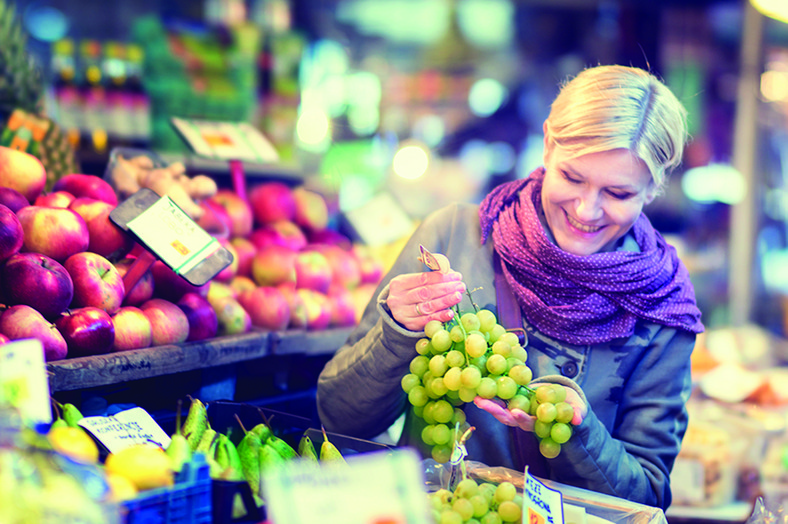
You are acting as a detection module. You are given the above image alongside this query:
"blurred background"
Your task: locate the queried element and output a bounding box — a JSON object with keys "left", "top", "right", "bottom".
{"left": 5, "top": 0, "right": 788, "bottom": 337}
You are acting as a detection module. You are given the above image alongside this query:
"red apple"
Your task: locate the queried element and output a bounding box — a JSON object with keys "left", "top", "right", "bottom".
{"left": 249, "top": 181, "right": 296, "bottom": 225}
{"left": 295, "top": 249, "right": 332, "bottom": 293}
{"left": 0, "top": 187, "right": 30, "bottom": 213}
{"left": 237, "top": 286, "right": 290, "bottom": 331}
{"left": 296, "top": 288, "right": 332, "bottom": 330}
{"left": 0, "top": 304, "right": 68, "bottom": 361}
{"left": 52, "top": 173, "right": 118, "bottom": 206}
{"left": 351, "top": 283, "right": 378, "bottom": 323}
{"left": 114, "top": 257, "right": 155, "bottom": 306}
{"left": 316, "top": 244, "right": 361, "bottom": 290}
{"left": 248, "top": 221, "right": 307, "bottom": 252}
{"left": 111, "top": 306, "right": 152, "bottom": 351}
{"left": 55, "top": 306, "right": 115, "bottom": 357}
{"left": 229, "top": 237, "right": 256, "bottom": 278}
{"left": 64, "top": 251, "right": 125, "bottom": 314}
{"left": 278, "top": 282, "right": 307, "bottom": 329}
{"left": 17, "top": 206, "right": 89, "bottom": 262}
{"left": 352, "top": 244, "right": 385, "bottom": 285}
{"left": 251, "top": 244, "right": 297, "bottom": 287}
{"left": 0, "top": 146, "right": 47, "bottom": 203}
{"left": 34, "top": 191, "right": 75, "bottom": 208}
{"left": 195, "top": 199, "right": 231, "bottom": 239}
{"left": 210, "top": 189, "right": 253, "bottom": 238}
{"left": 68, "top": 197, "right": 107, "bottom": 223}
{"left": 328, "top": 286, "right": 358, "bottom": 327}
{"left": 207, "top": 281, "right": 237, "bottom": 304}
{"left": 307, "top": 228, "right": 352, "bottom": 250}
{"left": 229, "top": 275, "right": 256, "bottom": 296}
{"left": 140, "top": 298, "right": 189, "bottom": 346}
{"left": 0, "top": 203, "right": 24, "bottom": 261}
{"left": 150, "top": 260, "right": 209, "bottom": 302}
{"left": 177, "top": 292, "right": 218, "bottom": 341}
{"left": 213, "top": 238, "right": 239, "bottom": 282}
{"left": 292, "top": 186, "right": 329, "bottom": 232}
{"left": 209, "top": 296, "right": 251, "bottom": 336}
{"left": 2, "top": 252, "right": 73, "bottom": 319}
{"left": 82, "top": 201, "right": 134, "bottom": 261}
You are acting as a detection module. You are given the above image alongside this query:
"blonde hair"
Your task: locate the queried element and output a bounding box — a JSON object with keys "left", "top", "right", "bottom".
{"left": 544, "top": 65, "right": 688, "bottom": 192}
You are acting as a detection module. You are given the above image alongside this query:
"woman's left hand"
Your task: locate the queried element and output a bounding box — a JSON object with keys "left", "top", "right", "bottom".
{"left": 474, "top": 383, "right": 587, "bottom": 432}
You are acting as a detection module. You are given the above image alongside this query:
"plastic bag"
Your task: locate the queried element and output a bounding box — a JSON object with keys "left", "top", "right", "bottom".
{"left": 745, "top": 496, "right": 788, "bottom": 523}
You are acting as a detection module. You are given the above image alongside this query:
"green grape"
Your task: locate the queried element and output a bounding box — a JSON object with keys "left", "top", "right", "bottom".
{"left": 497, "top": 501, "right": 522, "bottom": 523}
{"left": 477, "top": 309, "right": 497, "bottom": 333}
{"left": 440, "top": 509, "right": 463, "bottom": 524}
{"left": 495, "top": 376, "right": 518, "bottom": 400}
{"left": 452, "top": 407, "right": 467, "bottom": 426}
{"left": 499, "top": 332, "right": 521, "bottom": 347}
{"left": 554, "top": 401, "right": 574, "bottom": 424}
{"left": 422, "top": 401, "right": 437, "bottom": 424}
{"left": 422, "top": 425, "right": 436, "bottom": 445}
{"left": 486, "top": 354, "right": 507, "bottom": 375}
{"left": 461, "top": 312, "right": 481, "bottom": 332}
{"left": 447, "top": 394, "right": 464, "bottom": 407}
{"left": 458, "top": 387, "right": 477, "bottom": 403}
{"left": 469, "top": 495, "right": 489, "bottom": 518}
{"left": 505, "top": 357, "right": 524, "bottom": 372}
{"left": 481, "top": 512, "right": 503, "bottom": 524}
{"left": 507, "top": 365, "right": 533, "bottom": 386}
{"left": 408, "top": 386, "right": 428, "bottom": 407}
{"left": 454, "top": 478, "right": 479, "bottom": 499}
{"left": 429, "top": 355, "right": 449, "bottom": 377}
{"left": 465, "top": 332, "right": 487, "bottom": 358}
{"left": 443, "top": 366, "right": 462, "bottom": 391}
{"left": 415, "top": 338, "right": 432, "bottom": 355}
{"left": 539, "top": 437, "right": 561, "bottom": 459}
{"left": 552, "top": 383, "right": 567, "bottom": 403}
{"left": 478, "top": 483, "right": 497, "bottom": 503}
{"left": 513, "top": 495, "right": 523, "bottom": 510}
{"left": 528, "top": 395, "right": 540, "bottom": 415}
{"left": 425, "top": 319, "right": 444, "bottom": 339}
{"left": 401, "top": 373, "right": 421, "bottom": 393}
{"left": 432, "top": 488, "right": 454, "bottom": 505}
{"left": 432, "top": 329, "right": 453, "bottom": 352}
{"left": 533, "top": 420, "right": 553, "bottom": 439}
{"left": 511, "top": 345, "right": 528, "bottom": 362}
{"left": 432, "top": 400, "right": 454, "bottom": 424}
{"left": 536, "top": 402, "right": 558, "bottom": 423}
{"left": 410, "top": 355, "right": 430, "bottom": 377}
{"left": 550, "top": 422, "right": 573, "bottom": 444}
{"left": 432, "top": 444, "right": 452, "bottom": 463}
{"left": 477, "top": 377, "right": 498, "bottom": 399}
{"left": 431, "top": 377, "right": 449, "bottom": 397}
{"left": 452, "top": 498, "right": 475, "bottom": 521}
{"left": 446, "top": 349, "right": 465, "bottom": 368}
{"left": 450, "top": 325, "right": 466, "bottom": 342}
{"left": 432, "top": 423, "right": 451, "bottom": 445}
{"left": 487, "top": 324, "right": 507, "bottom": 343}
{"left": 494, "top": 482, "right": 517, "bottom": 503}
{"left": 470, "top": 355, "right": 488, "bottom": 372}
{"left": 413, "top": 405, "right": 424, "bottom": 418}
{"left": 460, "top": 366, "right": 482, "bottom": 389}
{"left": 491, "top": 339, "right": 512, "bottom": 358}
{"left": 507, "top": 394, "right": 530, "bottom": 412}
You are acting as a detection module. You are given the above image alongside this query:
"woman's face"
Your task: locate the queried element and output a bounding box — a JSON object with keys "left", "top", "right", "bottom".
{"left": 541, "top": 144, "right": 656, "bottom": 256}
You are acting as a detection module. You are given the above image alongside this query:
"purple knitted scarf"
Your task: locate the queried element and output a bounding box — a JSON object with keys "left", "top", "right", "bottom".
{"left": 479, "top": 168, "right": 704, "bottom": 345}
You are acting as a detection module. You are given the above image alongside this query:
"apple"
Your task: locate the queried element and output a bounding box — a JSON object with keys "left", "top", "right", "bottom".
{"left": 210, "top": 189, "right": 253, "bottom": 238}
{"left": 237, "top": 286, "right": 290, "bottom": 331}
{"left": 195, "top": 199, "right": 231, "bottom": 239}
{"left": 207, "top": 281, "right": 237, "bottom": 305}
{"left": 351, "top": 283, "right": 378, "bottom": 323}
{"left": 52, "top": 173, "right": 118, "bottom": 206}
{"left": 251, "top": 244, "right": 297, "bottom": 287}
{"left": 140, "top": 298, "right": 189, "bottom": 346}
{"left": 209, "top": 296, "right": 251, "bottom": 336}
{"left": 213, "top": 238, "right": 239, "bottom": 282}
{"left": 352, "top": 244, "right": 385, "bottom": 285}
{"left": 296, "top": 288, "right": 332, "bottom": 330}
{"left": 0, "top": 203, "right": 24, "bottom": 261}
{"left": 278, "top": 282, "right": 307, "bottom": 329}
{"left": 114, "top": 256, "right": 155, "bottom": 306}
{"left": 307, "top": 228, "right": 352, "bottom": 250}
{"left": 69, "top": 197, "right": 107, "bottom": 223}
{"left": 17, "top": 206, "right": 89, "bottom": 262}
{"left": 55, "top": 307, "right": 115, "bottom": 357}
{"left": 177, "top": 292, "right": 218, "bottom": 341}
{"left": 249, "top": 181, "right": 296, "bottom": 225}
{"left": 64, "top": 251, "right": 125, "bottom": 314}
{"left": 295, "top": 249, "right": 332, "bottom": 293}
{"left": 0, "top": 187, "right": 30, "bottom": 213}
{"left": 316, "top": 244, "right": 361, "bottom": 290}
{"left": 229, "top": 275, "right": 256, "bottom": 296}
{"left": 34, "top": 191, "right": 75, "bottom": 208}
{"left": 229, "top": 237, "right": 256, "bottom": 278}
{"left": 327, "top": 286, "right": 357, "bottom": 327}
{"left": 2, "top": 252, "right": 73, "bottom": 319}
{"left": 0, "top": 333, "right": 8, "bottom": 345}
{"left": 0, "top": 304, "right": 68, "bottom": 361}
{"left": 111, "top": 306, "right": 152, "bottom": 351}
{"left": 0, "top": 146, "right": 47, "bottom": 203}
{"left": 248, "top": 221, "right": 307, "bottom": 252}
{"left": 82, "top": 201, "right": 134, "bottom": 261}
{"left": 292, "top": 186, "right": 329, "bottom": 232}
{"left": 150, "top": 260, "right": 209, "bottom": 303}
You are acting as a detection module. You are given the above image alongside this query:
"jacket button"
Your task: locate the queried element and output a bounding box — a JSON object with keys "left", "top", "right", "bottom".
{"left": 560, "top": 361, "right": 578, "bottom": 378}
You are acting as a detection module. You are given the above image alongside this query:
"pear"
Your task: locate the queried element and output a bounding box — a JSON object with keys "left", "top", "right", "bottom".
{"left": 319, "top": 426, "right": 346, "bottom": 464}
{"left": 235, "top": 414, "right": 263, "bottom": 500}
{"left": 182, "top": 396, "right": 208, "bottom": 450}
{"left": 166, "top": 399, "right": 192, "bottom": 474}
{"left": 298, "top": 434, "right": 318, "bottom": 462}
{"left": 60, "top": 402, "right": 83, "bottom": 427}
{"left": 266, "top": 435, "right": 297, "bottom": 460}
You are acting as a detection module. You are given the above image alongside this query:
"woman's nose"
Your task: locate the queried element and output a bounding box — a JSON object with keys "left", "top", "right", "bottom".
{"left": 574, "top": 191, "right": 603, "bottom": 221}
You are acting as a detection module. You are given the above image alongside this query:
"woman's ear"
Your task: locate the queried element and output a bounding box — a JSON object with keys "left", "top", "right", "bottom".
{"left": 645, "top": 181, "right": 658, "bottom": 205}
{"left": 542, "top": 121, "right": 553, "bottom": 164}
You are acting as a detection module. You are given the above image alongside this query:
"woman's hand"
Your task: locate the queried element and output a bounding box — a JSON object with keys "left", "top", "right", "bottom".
{"left": 386, "top": 269, "right": 466, "bottom": 331}
{"left": 473, "top": 383, "right": 587, "bottom": 432}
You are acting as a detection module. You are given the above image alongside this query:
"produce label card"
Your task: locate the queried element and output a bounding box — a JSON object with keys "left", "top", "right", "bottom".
{"left": 262, "top": 448, "right": 431, "bottom": 524}
{"left": 126, "top": 195, "right": 219, "bottom": 276}
{"left": 418, "top": 245, "right": 441, "bottom": 271}
{"left": 79, "top": 407, "right": 171, "bottom": 453}
{"left": 524, "top": 467, "right": 565, "bottom": 524}
{"left": 0, "top": 339, "right": 51, "bottom": 426}
{"left": 170, "top": 117, "right": 280, "bottom": 163}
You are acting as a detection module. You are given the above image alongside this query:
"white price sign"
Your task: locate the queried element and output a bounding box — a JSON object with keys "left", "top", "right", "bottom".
{"left": 79, "top": 407, "right": 171, "bottom": 453}
{"left": 524, "top": 467, "right": 565, "bottom": 524}
{"left": 0, "top": 339, "right": 51, "bottom": 426}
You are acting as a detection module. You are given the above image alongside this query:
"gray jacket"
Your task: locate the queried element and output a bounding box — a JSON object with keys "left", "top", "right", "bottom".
{"left": 316, "top": 202, "right": 695, "bottom": 510}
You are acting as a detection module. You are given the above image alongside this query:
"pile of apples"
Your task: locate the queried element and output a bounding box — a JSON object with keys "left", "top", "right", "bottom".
{"left": 0, "top": 146, "right": 384, "bottom": 362}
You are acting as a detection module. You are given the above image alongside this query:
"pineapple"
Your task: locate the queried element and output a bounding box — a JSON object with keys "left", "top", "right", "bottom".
{"left": 0, "top": 0, "right": 78, "bottom": 190}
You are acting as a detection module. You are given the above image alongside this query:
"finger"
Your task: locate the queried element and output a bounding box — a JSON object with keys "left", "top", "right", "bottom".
{"left": 509, "top": 409, "right": 536, "bottom": 432}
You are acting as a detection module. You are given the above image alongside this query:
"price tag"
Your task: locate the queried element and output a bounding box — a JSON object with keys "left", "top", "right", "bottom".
{"left": 419, "top": 245, "right": 441, "bottom": 272}
{"left": 78, "top": 407, "right": 171, "bottom": 453}
{"left": 170, "top": 117, "right": 280, "bottom": 163}
{"left": 262, "top": 448, "right": 432, "bottom": 524}
{"left": 524, "top": 467, "right": 565, "bottom": 524}
{"left": 0, "top": 339, "right": 51, "bottom": 426}
{"left": 127, "top": 195, "right": 220, "bottom": 276}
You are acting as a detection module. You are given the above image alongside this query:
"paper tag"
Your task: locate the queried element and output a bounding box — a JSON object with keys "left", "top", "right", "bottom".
{"left": 419, "top": 245, "right": 441, "bottom": 271}
{"left": 524, "top": 467, "right": 565, "bottom": 524}
{"left": 262, "top": 448, "right": 431, "bottom": 524}
{"left": 0, "top": 339, "right": 52, "bottom": 426}
{"left": 127, "top": 195, "right": 219, "bottom": 275}
{"left": 670, "top": 457, "right": 705, "bottom": 504}
{"left": 171, "top": 117, "right": 280, "bottom": 163}
{"left": 78, "top": 407, "right": 171, "bottom": 453}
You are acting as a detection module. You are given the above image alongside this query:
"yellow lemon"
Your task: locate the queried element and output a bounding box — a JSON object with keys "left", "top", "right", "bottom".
{"left": 47, "top": 426, "right": 100, "bottom": 464}
{"left": 105, "top": 444, "right": 175, "bottom": 491}
{"left": 105, "top": 471, "right": 139, "bottom": 502}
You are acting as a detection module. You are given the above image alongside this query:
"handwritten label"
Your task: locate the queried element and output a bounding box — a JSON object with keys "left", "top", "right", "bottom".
{"left": 524, "top": 467, "right": 565, "bottom": 524}
{"left": 262, "top": 448, "right": 431, "bottom": 524}
{"left": 0, "top": 339, "right": 51, "bottom": 426}
{"left": 79, "top": 407, "right": 171, "bottom": 453}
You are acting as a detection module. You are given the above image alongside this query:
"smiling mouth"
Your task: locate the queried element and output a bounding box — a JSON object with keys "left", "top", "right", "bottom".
{"left": 565, "top": 212, "right": 604, "bottom": 233}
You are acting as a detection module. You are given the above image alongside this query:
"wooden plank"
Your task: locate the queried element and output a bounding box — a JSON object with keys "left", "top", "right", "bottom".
{"left": 271, "top": 327, "right": 353, "bottom": 355}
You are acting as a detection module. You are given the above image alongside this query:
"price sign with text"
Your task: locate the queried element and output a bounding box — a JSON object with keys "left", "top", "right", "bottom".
{"left": 79, "top": 407, "right": 171, "bottom": 453}
{"left": 0, "top": 339, "right": 51, "bottom": 426}
{"left": 524, "top": 467, "right": 565, "bottom": 524}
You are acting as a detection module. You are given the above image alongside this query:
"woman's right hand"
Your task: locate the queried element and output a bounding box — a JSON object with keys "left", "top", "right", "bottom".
{"left": 386, "top": 269, "right": 466, "bottom": 331}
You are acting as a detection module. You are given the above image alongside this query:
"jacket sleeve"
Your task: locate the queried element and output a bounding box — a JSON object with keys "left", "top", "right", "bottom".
{"left": 545, "top": 326, "right": 695, "bottom": 510}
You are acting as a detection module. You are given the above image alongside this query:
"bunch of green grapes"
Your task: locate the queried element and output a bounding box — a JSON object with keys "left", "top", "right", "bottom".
{"left": 525, "top": 383, "right": 575, "bottom": 459}
{"left": 427, "top": 478, "right": 522, "bottom": 524}
{"left": 400, "top": 307, "right": 576, "bottom": 461}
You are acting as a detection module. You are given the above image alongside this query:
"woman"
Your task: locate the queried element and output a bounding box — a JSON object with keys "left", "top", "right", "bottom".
{"left": 316, "top": 65, "right": 704, "bottom": 510}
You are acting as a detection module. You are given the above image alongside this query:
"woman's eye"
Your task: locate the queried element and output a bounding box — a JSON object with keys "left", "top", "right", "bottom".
{"left": 607, "top": 191, "right": 633, "bottom": 200}
{"left": 562, "top": 172, "right": 581, "bottom": 184}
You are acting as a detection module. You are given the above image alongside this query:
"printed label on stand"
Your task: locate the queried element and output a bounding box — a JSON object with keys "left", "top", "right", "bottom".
{"left": 170, "top": 117, "right": 280, "bottom": 163}
{"left": 79, "top": 407, "right": 171, "bottom": 453}
{"left": 524, "top": 467, "right": 565, "bottom": 524}
{"left": 0, "top": 339, "right": 51, "bottom": 426}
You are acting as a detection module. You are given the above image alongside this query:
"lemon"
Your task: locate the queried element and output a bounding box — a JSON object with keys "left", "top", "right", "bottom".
{"left": 105, "top": 471, "right": 139, "bottom": 502}
{"left": 105, "top": 444, "right": 175, "bottom": 491}
{"left": 47, "top": 426, "right": 100, "bottom": 464}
